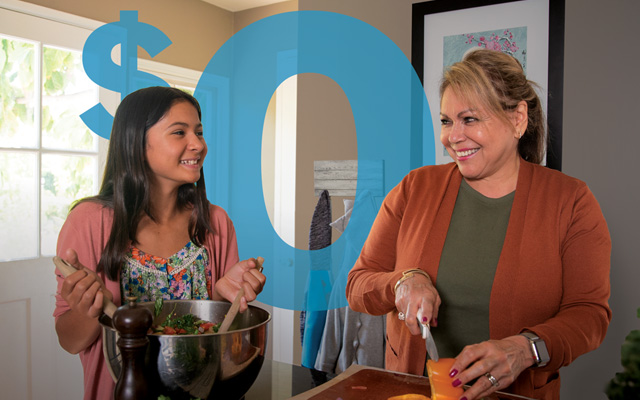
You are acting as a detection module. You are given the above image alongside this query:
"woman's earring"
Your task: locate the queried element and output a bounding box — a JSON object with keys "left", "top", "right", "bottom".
{"left": 519, "top": 131, "right": 524, "bottom": 138}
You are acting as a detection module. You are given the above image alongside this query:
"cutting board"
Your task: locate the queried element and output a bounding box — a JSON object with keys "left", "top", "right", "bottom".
{"left": 292, "top": 365, "right": 534, "bottom": 400}
{"left": 308, "top": 369, "right": 429, "bottom": 400}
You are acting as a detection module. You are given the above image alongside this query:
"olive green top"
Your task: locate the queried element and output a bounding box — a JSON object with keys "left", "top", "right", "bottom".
{"left": 430, "top": 179, "right": 515, "bottom": 359}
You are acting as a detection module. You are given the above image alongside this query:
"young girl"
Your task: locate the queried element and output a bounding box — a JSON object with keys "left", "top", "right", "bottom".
{"left": 53, "top": 86, "right": 266, "bottom": 400}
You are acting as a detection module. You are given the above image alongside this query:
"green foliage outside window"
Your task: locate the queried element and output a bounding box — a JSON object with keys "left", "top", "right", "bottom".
{"left": 0, "top": 38, "right": 35, "bottom": 144}
{"left": 1, "top": 35, "right": 98, "bottom": 259}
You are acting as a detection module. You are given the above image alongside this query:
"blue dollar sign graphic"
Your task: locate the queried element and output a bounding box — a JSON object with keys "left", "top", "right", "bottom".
{"left": 81, "top": 10, "right": 172, "bottom": 139}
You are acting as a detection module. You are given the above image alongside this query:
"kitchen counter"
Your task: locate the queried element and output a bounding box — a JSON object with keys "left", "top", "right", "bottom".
{"left": 242, "top": 359, "right": 320, "bottom": 399}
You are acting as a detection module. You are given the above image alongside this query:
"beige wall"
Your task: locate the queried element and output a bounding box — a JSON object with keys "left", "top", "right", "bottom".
{"left": 22, "top": 0, "right": 299, "bottom": 70}
{"left": 300, "top": 0, "right": 413, "bottom": 57}
{"left": 22, "top": 0, "right": 232, "bottom": 71}
{"left": 234, "top": 0, "right": 297, "bottom": 32}
{"left": 23, "top": 0, "right": 299, "bottom": 71}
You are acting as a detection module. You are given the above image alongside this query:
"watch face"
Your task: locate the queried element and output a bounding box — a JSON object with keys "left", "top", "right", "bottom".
{"left": 521, "top": 333, "right": 549, "bottom": 367}
{"left": 536, "top": 340, "right": 550, "bottom": 366}
{"left": 533, "top": 340, "right": 549, "bottom": 366}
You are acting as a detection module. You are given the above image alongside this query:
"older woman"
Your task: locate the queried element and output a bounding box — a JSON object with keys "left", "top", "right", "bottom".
{"left": 346, "top": 49, "right": 611, "bottom": 400}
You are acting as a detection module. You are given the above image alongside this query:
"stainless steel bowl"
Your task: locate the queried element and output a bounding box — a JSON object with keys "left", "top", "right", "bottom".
{"left": 101, "top": 300, "right": 270, "bottom": 400}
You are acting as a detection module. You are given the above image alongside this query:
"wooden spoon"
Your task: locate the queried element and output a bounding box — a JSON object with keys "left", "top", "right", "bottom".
{"left": 218, "top": 287, "right": 244, "bottom": 334}
{"left": 52, "top": 256, "right": 118, "bottom": 318}
{"left": 218, "top": 257, "right": 264, "bottom": 334}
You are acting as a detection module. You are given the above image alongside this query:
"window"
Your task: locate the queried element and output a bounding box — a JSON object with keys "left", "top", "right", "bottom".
{"left": 0, "top": 34, "right": 100, "bottom": 261}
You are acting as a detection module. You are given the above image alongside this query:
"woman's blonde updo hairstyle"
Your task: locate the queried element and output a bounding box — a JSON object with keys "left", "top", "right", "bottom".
{"left": 440, "top": 49, "right": 545, "bottom": 164}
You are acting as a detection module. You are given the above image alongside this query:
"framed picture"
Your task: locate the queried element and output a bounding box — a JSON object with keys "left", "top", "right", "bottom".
{"left": 412, "top": 0, "right": 565, "bottom": 170}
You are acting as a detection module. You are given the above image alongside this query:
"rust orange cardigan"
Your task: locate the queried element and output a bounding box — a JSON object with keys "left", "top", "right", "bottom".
{"left": 346, "top": 160, "right": 611, "bottom": 399}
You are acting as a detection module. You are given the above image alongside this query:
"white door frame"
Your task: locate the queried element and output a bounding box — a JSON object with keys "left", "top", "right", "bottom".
{"left": 271, "top": 49, "right": 298, "bottom": 364}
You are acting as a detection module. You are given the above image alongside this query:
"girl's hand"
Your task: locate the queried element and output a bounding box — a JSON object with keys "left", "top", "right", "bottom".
{"left": 215, "top": 257, "right": 266, "bottom": 312}
{"left": 394, "top": 270, "right": 441, "bottom": 336}
{"left": 59, "top": 249, "right": 113, "bottom": 320}
{"left": 448, "top": 335, "right": 536, "bottom": 400}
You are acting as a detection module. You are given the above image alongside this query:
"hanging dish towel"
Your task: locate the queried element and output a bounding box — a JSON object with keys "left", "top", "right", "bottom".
{"left": 301, "top": 189, "right": 332, "bottom": 369}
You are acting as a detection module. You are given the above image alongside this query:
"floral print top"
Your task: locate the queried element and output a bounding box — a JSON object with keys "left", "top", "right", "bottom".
{"left": 120, "top": 241, "right": 210, "bottom": 303}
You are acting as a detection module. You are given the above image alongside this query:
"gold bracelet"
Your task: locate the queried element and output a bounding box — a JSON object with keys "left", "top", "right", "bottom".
{"left": 393, "top": 268, "right": 431, "bottom": 294}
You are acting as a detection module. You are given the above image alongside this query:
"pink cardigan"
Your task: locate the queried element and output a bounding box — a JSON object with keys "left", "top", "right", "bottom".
{"left": 346, "top": 160, "right": 612, "bottom": 399}
{"left": 53, "top": 202, "right": 239, "bottom": 400}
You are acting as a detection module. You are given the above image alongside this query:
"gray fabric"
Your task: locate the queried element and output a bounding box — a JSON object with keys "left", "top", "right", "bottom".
{"left": 315, "top": 304, "right": 386, "bottom": 375}
{"left": 314, "top": 191, "right": 386, "bottom": 374}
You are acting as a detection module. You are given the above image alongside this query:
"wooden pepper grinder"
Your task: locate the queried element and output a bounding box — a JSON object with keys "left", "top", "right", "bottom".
{"left": 112, "top": 296, "right": 153, "bottom": 400}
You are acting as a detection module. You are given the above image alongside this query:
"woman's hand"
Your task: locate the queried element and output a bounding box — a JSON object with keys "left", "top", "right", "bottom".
{"left": 448, "top": 335, "right": 535, "bottom": 400}
{"left": 215, "top": 257, "right": 266, "bottom": 312}
{"left": 394, "top": 271, "right": 441, "bottom": 336}
{"left": 59, "top": 249, "right": 113, "bottom": 320}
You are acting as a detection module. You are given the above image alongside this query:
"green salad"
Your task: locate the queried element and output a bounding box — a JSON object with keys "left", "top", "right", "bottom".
{"left": 150, "top": 298, "right": 221, "bottom": 335}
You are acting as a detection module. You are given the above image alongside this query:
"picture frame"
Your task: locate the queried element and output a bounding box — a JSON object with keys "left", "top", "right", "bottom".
{"left": 412, "top": 0, "right": 565, "bottom": 170}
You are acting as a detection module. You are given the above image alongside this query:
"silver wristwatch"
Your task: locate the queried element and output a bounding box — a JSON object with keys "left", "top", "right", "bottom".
{"left": 520, "top": 332, "right": 550, "bottom": 367}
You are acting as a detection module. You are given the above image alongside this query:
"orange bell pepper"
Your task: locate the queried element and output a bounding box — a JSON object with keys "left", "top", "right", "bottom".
{"left": 426, "top": 358, "right": 465, "bottom": 400}
{"left": 387, "top": 394, "right": 429, "bottom": 400}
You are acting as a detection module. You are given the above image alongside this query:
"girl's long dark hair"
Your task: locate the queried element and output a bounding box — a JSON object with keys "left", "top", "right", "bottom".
{"left": 76, "top": 86, "right": 212, "bottom": 281}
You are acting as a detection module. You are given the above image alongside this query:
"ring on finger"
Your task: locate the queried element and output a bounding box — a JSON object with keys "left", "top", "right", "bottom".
{"left": 485, "top": 373, "right": 499, "bottom": 387}
{"left": 398, "top": 311, "right": 406, "bottom": 321}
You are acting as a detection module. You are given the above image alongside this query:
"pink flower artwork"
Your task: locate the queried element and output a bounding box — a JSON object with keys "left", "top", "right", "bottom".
{"left": 464, "top": 29, "right": 520, "bottom": 57}
{"left": 448, "top": 27, "right": 527, "bottom": 72}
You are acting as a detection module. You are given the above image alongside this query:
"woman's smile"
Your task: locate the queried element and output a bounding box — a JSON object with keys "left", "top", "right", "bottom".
{"left": 453, "top": 147, "right": 479, "bottom": 160}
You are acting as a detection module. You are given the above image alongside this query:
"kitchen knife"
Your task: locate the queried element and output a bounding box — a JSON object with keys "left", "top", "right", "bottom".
{"left": 420, "top": 320, "right": 439, "bottom": 362}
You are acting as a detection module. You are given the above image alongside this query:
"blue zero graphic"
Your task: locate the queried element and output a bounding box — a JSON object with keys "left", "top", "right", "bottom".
{"left": 194, "top": 11, "right": 434, "bottom": 311}
{"left": 81, "top": 10, "right": 434, "bottom": 311}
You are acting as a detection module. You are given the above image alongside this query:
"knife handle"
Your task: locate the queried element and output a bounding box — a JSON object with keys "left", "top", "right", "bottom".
{"left": 419, "top": 319, "right": 429, "bottom": 339}
{"left": 53, "top": 256, "right": 117, "bottom": 318}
